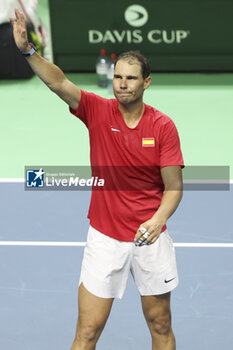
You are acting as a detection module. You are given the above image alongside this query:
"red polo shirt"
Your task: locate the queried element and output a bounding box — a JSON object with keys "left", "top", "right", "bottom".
{"left": 70, "top": 90, "right": 184, "bottom": 241}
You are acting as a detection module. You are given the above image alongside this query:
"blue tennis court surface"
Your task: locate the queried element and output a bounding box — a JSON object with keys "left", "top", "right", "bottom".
{"left": 0, "top": 183, "right": 232, "bottom": 349}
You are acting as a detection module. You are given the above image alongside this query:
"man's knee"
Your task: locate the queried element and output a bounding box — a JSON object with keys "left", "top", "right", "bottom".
{"left": 142, "top": 293, "right": 173, "bottom": 337}
{"left": 150, "top": 316, "right": 171, "bottom": 335}
{"left": 76, "top": 320, "right": 103, "bottom": 344}
{"left": 146, "top": 310, "right": 172, "bottom": 336}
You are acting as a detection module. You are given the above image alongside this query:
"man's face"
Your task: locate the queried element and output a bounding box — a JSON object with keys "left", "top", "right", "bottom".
{"left": 113, "top": 59, "right": 151, "bottom": 105}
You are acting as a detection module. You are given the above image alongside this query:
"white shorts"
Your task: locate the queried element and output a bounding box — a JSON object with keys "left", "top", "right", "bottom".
{"left": 79, "top": 226, "right": 179, "bottom": 299}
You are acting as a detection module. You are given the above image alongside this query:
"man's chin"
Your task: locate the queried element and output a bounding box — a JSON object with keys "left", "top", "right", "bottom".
{"left": 116, "top": 94, "right": 132, "bottom": 104}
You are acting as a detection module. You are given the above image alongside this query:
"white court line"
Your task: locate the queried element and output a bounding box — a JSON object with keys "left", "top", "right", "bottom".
{"left": 0, "top": 241, "right": 86, "bottom": 246}
{"left": 174, "top": 243, "right": 233, "bottom": 248}
{"left": 0, "top": 241, "right": 233, "bottom": 247}
{"left": 0, "top": 178, "right": 25, "bottom": 182}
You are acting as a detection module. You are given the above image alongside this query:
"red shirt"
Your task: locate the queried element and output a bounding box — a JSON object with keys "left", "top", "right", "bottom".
{"left": 70, "top": 90, "right": 184, "bottom": 241}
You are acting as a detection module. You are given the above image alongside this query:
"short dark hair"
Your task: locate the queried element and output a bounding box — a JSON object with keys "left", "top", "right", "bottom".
{"left": 114, "top": 51, "right": 151, "bottom": 79}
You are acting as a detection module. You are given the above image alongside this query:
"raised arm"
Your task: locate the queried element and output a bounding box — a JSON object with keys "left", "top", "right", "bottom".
{"left": 10, "top": 8, "right": 81, "bottom": 110}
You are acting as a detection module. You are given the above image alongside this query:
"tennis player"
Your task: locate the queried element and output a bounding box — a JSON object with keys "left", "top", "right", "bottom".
{"left": 10, "top": 9, "right": 184, "bottom": 350}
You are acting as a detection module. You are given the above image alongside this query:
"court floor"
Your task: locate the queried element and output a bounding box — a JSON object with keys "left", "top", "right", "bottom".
{"left": 0, "top": 183, "right": 232, "bottom": 350}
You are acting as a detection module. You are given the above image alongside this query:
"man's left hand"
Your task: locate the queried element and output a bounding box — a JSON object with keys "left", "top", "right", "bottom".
{"left": 134, "top": 218, "right": 165, "bottom": 246}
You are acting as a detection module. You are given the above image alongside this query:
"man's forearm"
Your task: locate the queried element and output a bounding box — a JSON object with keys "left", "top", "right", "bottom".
{"left": 23, "top": 48, "right": 81, "bottom": 110}
{"left": 152, "top": 190, "right": 183, "bottom": 225}
{"left": 25, "top": 52, "right": 66, "bottom": 91}
{"left": 154, "top": 165, "right": 183, "bottom": 225}
{"left": 134, "top": 189, "right": 183, "bottom": 244}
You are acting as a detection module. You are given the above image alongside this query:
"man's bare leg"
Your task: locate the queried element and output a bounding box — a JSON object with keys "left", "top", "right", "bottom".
{"left": 71, "top": 283, "right": 114, "bottom": 350}
{"left": 141, "top": 292, "right": 175, "bottom": 350}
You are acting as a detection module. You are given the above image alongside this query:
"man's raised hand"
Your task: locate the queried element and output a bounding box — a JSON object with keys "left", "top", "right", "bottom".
{"left": 9, "top": 9, "right": 31, "bottom": 53}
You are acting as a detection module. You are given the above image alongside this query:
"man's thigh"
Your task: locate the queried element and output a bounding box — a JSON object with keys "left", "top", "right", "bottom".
{"left": 77, "top": 283, "right": 114, "bottom": 332}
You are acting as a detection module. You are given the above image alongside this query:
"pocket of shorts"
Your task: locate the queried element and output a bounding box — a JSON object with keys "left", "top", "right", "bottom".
{"left": 163, "top": 231, "right": 175, "bottom": 250}
{"left": 87, "top": 226, "right": 113, "bottom": 254}
{"left": 155, "top": 231, "right": 175, "bottom": 272}
{"left": 88, "top": 226, "right": 106, "bottom": 242}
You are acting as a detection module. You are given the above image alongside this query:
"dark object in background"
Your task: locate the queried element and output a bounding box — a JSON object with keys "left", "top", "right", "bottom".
{"left": 0, "top": 22, "right": 35, "bottom": 79}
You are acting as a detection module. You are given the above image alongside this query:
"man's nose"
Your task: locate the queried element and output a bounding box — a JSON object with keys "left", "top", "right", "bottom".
{"left": 120, "top": 78, "right": 127, "bottom": 89}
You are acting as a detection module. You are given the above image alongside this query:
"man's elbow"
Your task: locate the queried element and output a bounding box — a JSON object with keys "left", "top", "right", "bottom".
{"left": 47, "top": 80, "right": 63, "bottom": 93}
{"left": 165, "top": 178, "right": 183, "bottom": 192}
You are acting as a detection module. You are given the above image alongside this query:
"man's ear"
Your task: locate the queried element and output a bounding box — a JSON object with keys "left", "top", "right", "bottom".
{"left": 144, "top": 76, "right": 152, "bottom": 89}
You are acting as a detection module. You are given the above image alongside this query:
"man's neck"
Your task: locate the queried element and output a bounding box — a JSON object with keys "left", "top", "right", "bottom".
{"left": 118, "top": 101, "right": 145, "bottom": 129}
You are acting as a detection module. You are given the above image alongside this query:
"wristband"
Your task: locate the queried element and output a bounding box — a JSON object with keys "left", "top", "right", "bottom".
{"left": 21, "top": 42, "right": 36, "bottom": 57}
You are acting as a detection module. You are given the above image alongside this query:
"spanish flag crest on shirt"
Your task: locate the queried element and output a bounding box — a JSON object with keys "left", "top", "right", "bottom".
{"left": 142, "top": 138, "right": 155, "bottom": 147}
